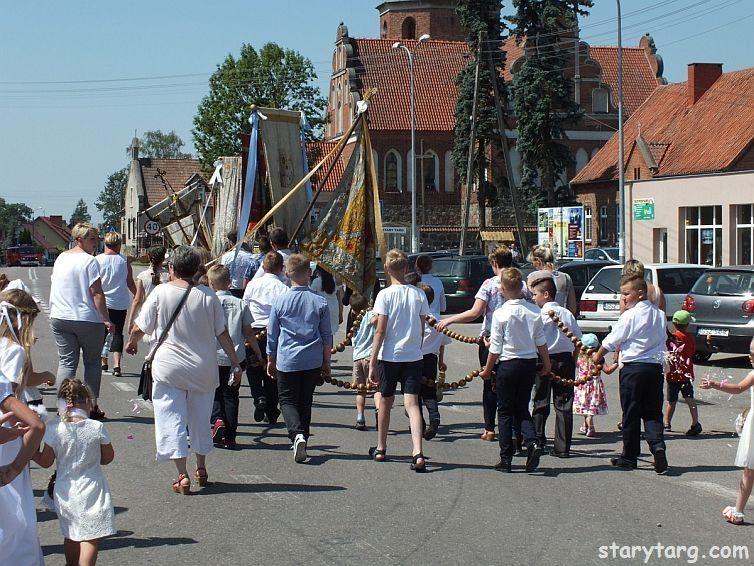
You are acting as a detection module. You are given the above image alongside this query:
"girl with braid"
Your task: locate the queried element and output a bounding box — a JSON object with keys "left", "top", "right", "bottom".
{"left": 34, "top": 379, "right": 115, "bottom": 566}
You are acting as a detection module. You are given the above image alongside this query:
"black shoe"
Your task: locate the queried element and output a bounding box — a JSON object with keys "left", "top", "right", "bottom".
{"left": 89, "top": 406, "right": 105, "bottom": 421}
{"left": 112, "top": 367, "right": 121, "bottom": 377}
{"left": 266, "top": 409, "right": 281, "bottom": 425}
{"left": 653, "top": 448, "right": 668, "bottom": 474}
{"left": 525, "top": 444, "right": 543, "bottom": 472}
{"left": 610, "top": 457, "right": 636, "bottom": 469}
{"left": 686, "top": 422, "right": 702, "bottom": 437}
{"left": 424, "top": 420, "right": 439, "bottom": 441}
{"left": 254, "top": 403, "right": 266, "bottom": 423}
{"left": 540, "top": 445, "right": 550, "bottom": 456}
{"left": 551, "top": 451, "right": 570, "bottom": 459}
{"left": 494, "top": 460, "right": 512, "bottom": 473}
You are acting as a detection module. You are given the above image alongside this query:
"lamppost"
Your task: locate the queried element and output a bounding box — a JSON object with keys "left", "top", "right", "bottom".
{"left": 393, "top": 33, "right": 431, "bottom": 253}
{"left": 617, "top": 0, "right": 626, "bottom": 263}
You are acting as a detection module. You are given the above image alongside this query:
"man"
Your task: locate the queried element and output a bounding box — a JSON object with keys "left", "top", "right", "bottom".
{"left": 220, "top": 230, "right": 256, "bottom": 298}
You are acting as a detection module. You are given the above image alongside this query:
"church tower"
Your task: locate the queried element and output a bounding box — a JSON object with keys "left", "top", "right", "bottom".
{"left": 376, "top": 0, "right": 465, "bottom": 41}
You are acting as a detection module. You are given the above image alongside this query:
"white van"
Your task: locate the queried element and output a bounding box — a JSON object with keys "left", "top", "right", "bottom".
{"left": 578, "top": 264, "right": 709, "bottom": 336}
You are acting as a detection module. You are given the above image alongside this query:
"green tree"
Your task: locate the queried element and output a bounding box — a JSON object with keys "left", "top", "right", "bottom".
{"left": 96, "top": 167, "right": 128, "bottom": 230}
{"left": 452, "top": 0, "right": 508, "bottom": 209}
{"left": 192, "top": 42, "right": 327, "bottom": 168}
{"left": 69, "top": 198, "right": 91, "bottom": 226}
{"left": 509, "top": 0, "right": 592, "bottom": 210}
{"left": 130, "top": 130, "right": 192, "bottom": 159}
{"left": 0, "top": 198, "right": 33, "bottom": 246}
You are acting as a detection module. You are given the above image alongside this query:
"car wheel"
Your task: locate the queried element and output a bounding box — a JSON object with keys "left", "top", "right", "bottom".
{"left": 693, "top": 352, "right": 712, "bottom": 363}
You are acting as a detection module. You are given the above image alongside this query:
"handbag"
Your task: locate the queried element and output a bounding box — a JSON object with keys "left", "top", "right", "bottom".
{"left": 138, "top": 285, "right": 193, "bottom": 401}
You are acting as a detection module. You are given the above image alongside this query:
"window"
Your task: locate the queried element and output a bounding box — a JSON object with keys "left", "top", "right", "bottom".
{"left": 382, "top": 21, "right": 387, "bottom": 39}
{"left": 592, "top": 87, "right": 609, "bottom": 113}
{"left": 633, "top": 167, "right": 641, "bottom": 180}
{"left": 384, "top": 150, "right": 401, "bottom": 193}
{"left": 444, "top": 151, "right": 455, "bottom": 192}
{"left": 736, "top": 204, "right": 754, "bottom": 265}
{"left": 401, "top": 17, "right": 416, "bottom": 40}
{"left": 599, "top": 205, "right": 608, "bottom": 244}
{"left": 684, "top": 205, "right": 722, "bottom": 266}
{"left": 584, "top": 206, "right": 592, "bottom": 243}
{"left": 575, "top": 148, "right": 589, "bottom": 174}
{"left": 421, "top": 150, "right": 439, "bottom": 192}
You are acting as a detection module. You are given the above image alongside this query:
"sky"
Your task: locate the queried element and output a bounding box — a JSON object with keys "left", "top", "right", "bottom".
{"left": 1, "top": 0, "right": 752, "bottom": 225}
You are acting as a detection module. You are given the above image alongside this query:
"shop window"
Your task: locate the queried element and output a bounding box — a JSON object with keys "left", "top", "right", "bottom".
{"left": 684, "top": 205, "right": 723, "bottom": 266}
{"left": 736, "top": 204, "right": 754, "bottom": 265}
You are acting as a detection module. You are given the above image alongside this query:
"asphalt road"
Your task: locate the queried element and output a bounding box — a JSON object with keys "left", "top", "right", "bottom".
{"left": 5, "top": 266, "right": 754, "bottom": 565}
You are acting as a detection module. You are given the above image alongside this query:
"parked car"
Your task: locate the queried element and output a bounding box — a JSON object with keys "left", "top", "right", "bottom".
{"left": 584, "top": 247, "right": 620, "bottom": 262}
{"left": 556, "top": 260, "right": 616, "bottom": 311}
{"left": 683, "top": 266, "right": 754, "bottom": 360}
{"left": 432, "top": 255, "right": 494, "bottom": 312}
{"left": 578, "top": 263, "right": 709, "bottom": 337}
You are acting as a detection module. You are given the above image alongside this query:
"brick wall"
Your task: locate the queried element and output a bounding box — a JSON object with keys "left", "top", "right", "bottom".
{"left": 379, "top": 2, "right": 464, "bottom": 41}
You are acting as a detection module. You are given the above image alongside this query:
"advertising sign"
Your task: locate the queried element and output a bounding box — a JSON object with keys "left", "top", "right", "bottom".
{"left": 537, "top": 206, "right": 584, "bottom": 259}
{"left": 633, "top": 198, "right": 655, "bottom": 220}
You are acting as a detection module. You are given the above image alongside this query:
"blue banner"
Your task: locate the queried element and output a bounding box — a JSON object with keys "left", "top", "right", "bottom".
{"left": 232, "top": 110, "right": 260, "bottom": 268}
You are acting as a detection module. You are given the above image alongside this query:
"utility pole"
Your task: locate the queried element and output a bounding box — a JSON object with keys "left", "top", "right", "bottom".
{"left": 459, "top": 32, "right": 482, "bottom": 256}
{"left": 486, "top": 32, "right": 529, "bottom": 256}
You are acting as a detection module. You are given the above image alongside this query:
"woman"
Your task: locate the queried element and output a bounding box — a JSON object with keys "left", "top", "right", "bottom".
{"left": 311, "top": 265, "right": 342, "bottom": 336}
{"left": 125, "top": 246, "right": 243, "bottom": 495}
{"left": 527, "top": 245, "right": 578, "bottom": 314}
{"left": 127, "top": 246, "right": 170, "bottom": 343}
{"left": 49, "top": 223, "right": 114, "bottom": 420}
{"left": 622, "top": 259, "right": 666, "bottom": 312}
{"left": 96, "top": 232, "right": 136, "bottom": 377}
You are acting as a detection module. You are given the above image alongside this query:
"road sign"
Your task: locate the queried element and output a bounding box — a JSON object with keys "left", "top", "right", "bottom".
{"left": 633, "top": 198, "right": 655, "bottom": 220}
{"left": 144, "top": 220, "right": 160, "bottom": 235}
{"left": 383, "top": 226, "right": 407, "bottom": 234}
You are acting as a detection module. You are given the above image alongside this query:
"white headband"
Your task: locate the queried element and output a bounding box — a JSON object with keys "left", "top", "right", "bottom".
{"left": 0, "top": 301, "right": 22, "bottom": 344}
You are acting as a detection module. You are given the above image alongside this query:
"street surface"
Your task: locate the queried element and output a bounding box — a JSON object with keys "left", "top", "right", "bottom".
{"left": 6, "top": 266, "right": 753, "bottom": 564}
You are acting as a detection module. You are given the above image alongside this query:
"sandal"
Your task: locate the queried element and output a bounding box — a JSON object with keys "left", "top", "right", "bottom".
{"left": 368, "top": 446, "right": 386, "bottom": 462}
{"left": 172, "top": 473, "right": 191, "bottom": 495}
{"left": 722, "top": 506, "right": 744, "bottom": 525}
{"left": 194, "top": 467, "right": 208, "bottom": 487}
{"left": 480, "top": 430, "right": 495, "bottom": 442}
{"left": 410, "top": 453, "right": 427, "bottom": 472}
{"left": 578, "top": 425, "right": 588, "bottom": 435}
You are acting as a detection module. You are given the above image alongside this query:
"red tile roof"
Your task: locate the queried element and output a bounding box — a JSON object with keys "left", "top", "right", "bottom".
{"left": 38, "top": 216, "right": 71, "bottom": 242}
{"left": 572, "top": 67, "right": 754, "bottom": 184}
{"left": 306, "top": 141, "right": 347, "bottom": 192}
{"left": 138, "top": 158, "right": 206, "bottom": 207}
{"left": 588, "top": 46, "right": 663, "bottom": 115}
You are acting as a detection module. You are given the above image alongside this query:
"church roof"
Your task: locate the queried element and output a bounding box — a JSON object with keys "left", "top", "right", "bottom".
{"left": 137, "top": 158, "right": 206, "bottom": 207}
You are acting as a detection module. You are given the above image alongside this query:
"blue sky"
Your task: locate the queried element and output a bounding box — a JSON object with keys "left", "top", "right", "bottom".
{"left": 1, "top": 0, "right": 752, "bottom": 224}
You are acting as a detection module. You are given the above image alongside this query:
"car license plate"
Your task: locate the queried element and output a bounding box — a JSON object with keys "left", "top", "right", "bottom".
{"left": 602, "top": 302, "right": 620, "bottom": 311}
{"left": 698, "top": 328, "right": 729, "bottom": 337}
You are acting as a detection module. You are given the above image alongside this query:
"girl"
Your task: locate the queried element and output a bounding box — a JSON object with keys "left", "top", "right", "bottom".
{"left": 0, "top": 289, "right": 47, "bottom": 565}
{"left": 310, "top": 265, "right": 342, "bottom": 337}
{"left": 128, "top": 246, "right": 170, "bottom": 341}
{"left": 700, "top": 341, "right": 754, "bottom": 525}
{"left": 573, "top": 334, "right": 615, "bottom": 437}
{"left": 34, "top": 378, "right": 116, "bottom": 565}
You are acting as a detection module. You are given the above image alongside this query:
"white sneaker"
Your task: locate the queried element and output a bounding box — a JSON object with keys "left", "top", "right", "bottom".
{"left": 293, "top": 434, "right": 307, "bottom": 463}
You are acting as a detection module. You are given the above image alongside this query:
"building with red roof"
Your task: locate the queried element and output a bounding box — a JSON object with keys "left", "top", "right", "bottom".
{"left": 24, "top": 215, "right": 72, "bottom": 262}
{"left": 571, "top": 63, "right": 754, "bottom": 266}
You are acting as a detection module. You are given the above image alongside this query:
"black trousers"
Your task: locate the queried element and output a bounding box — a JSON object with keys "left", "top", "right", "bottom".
{"left": 106, "top": 308, "right": 128, "bottom": 353}
{"left": 245, "top": 333, "right": 279, "bottom": 417}
{"left": 619, "top": 362, "right": 666, "bottom": 463}
{"left": 277, "top": 368, "right": 320, "bottom": 441}
{"left": 212, "top": 365, "right": 240, "bottom": 442}
{"left": 532, "top": 352, "right": 575, "bottom": 454}
{"left": 496, "top": 358, "right": 538, "bottom": 462}
{"left": 419, "top": 353, "right": 440, "bottom": 425}
{"left": 479, "top": 343, "right": 498, "bottom": 432}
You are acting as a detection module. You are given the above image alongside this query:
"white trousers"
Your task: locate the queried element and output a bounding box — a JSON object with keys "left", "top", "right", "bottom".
{"left": 152, "top": 381, "right": 214, "bottom": 460}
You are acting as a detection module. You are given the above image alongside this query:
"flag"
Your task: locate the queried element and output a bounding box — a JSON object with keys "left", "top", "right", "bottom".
{"left": 300, "top": 120, "right": 385, "bottom": 295}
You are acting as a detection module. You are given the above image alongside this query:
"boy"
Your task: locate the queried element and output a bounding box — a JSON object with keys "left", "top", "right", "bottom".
{"left": 593, "top": 274, "right": 668, "bottom": 473}
{"left": 368, "top": 249, "right": 431, "bottom": 472}
{"left": 480, "top": 268, "right": 551, "bottom": 473}
{"left": 350, "top": 293, "right": 380, "bottom": 430}
{"left": 243, "top": 252, "right": 288, "bottom": 424}
{"left": 529, "top": 274, "right": 581, "bottom": 457}
{"left": 417, "top": 282, "right": 448, "bottom": 441}
{"left": 207, "top": 265, "right": 262, "bottom": 449}
{"left": 266, "top": 254, "right": 332, "bottom": 463}
{"left": 665, "top": 309, "right": 702, "bottom": 436}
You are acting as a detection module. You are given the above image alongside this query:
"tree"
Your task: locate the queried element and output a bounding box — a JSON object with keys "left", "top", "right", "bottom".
{"left": 0, "top": 198, "right": 33, "bottom": 246}
{"left": 130, "top": 130, "right": 192, "bottom": 159}
{"left": 70, "top": 198, "right": 91, "bottom": 226}
{"left": 192, "top": 42, "right": 327, "bottom": 168}
{"left": 96, "top": 167, "right": 128, "bottom": 230}
{"left": 509, "top": 0, "right": 592, "bottom": 210}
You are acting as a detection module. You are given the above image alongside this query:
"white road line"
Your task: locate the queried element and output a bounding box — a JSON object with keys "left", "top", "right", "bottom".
{"left": 111, "top": 382, "right": 137, "bottom": 392}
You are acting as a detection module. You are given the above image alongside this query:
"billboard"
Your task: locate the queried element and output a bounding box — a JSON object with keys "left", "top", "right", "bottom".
{"left": 537, "top": 206, "right": 584, "bottom": 259}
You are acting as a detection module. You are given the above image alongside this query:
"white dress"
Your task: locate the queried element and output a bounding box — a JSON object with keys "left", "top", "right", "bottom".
{"left": 735, "top": 387, "right": 754, "bottom": 468}
{"left": 44, "top": 418, "right": 116, "bottom": 541}
{"left": 310, "top": 277, "right": 340, "bottom": 335}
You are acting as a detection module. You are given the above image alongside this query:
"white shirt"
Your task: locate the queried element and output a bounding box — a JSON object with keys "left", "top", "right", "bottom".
{"left": 95, "top": 253, "right": 131, "bottom": 310}
{"left": 421, "top": 325, "right": 452, "bottom": 356}
{"left": 251, "top": 250, "right": 291, "bottom": 284}
{"left": 243, "top": 272, "right": 289, "bottom": 328}
{"left": 215, "top": 290, "right": 254, "bottom": 366}
{"left": 373, "top": 283, "right": 430, "bottom": 362}
{"left": 310, "top": 277, "right": 340, "bottom": 335}
{"left": 540, "top": 301, "right": 581, "bottom": 354}
{"left": 420, "top": 273, "right": 446, "bottom": 316}
{"left": 602, "top": 300, "right": 667, "bottom": 364}
{"left": 489, "top": 299, "right": 546, "bottom": 361}
{"left": 50, "top": 251, "right": 102, "bottom": 322}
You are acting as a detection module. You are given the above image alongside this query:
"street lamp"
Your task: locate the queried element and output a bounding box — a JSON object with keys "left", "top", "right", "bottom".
{"left": 617, "top": 0, "right": 626, "bottom": 263}
{"left": 393, "top": 33, "right": 431, "bottom": 253}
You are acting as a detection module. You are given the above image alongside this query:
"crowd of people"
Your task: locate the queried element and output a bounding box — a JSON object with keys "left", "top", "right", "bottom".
{"left": 1, "top": 229, "right": 754, "bottom": 564}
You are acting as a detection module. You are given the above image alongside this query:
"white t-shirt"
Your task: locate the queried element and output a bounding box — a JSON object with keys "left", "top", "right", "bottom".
{"left": 95, "top": 253, "right": 131, "bottom": 310}
{"left": 243, "top": 272, "right": 289, "bottom": 328}
{"left": 373, "top": 284, "right": 430, "bottom": 363}
{"left": 50, "top": 251, "right": 102, "bottom": 323}
{"left": 135, "top": 284, "right": 226, "bottom": 393}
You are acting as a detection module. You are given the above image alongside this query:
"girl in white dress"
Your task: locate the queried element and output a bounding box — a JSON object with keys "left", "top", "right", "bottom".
{"left": 701, "top": 340, "right": 754, "bottom": 525}
{"left": 35, "top": 378, "right": 116, "bottom": 565}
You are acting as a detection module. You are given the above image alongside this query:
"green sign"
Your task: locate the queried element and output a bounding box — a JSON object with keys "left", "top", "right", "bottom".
{"left": 633, "top": 198, "right": 655, "bottom": 220}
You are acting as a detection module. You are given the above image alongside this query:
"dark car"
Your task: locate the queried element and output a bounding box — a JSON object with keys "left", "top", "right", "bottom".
{"left": 556, "top": 260, "right": 616, "bottom": 310}
{"left": 683, "top": 266, "right": 754, "bottom": 360}
{"left": 432, "top": 255, "right": 494, "bottom": 312}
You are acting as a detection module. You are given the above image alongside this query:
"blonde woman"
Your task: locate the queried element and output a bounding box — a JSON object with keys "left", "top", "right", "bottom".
{"left": 527, "top": 245, "right": 577, "bottom": 314}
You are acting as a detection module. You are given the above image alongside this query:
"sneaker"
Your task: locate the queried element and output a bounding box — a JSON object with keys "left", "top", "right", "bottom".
{"left": 610, "top": 457, "right": 637, "bottom": 469}
{"left": 355, "top": 415, "right": 366, "bottom": 431}
{"left": 578, "top": 425, "right": 588, "bottom": 435}
{"left": 686, "top": 422, "right": 702, "bottom": 436}
{"left": 266, "top": 408, "right": 281, "bottom": 425}
{"left": 112, "top": 367, "right": 122, "bottom": 377}
{"left": 211, "top": 419, "right": 225, "bottom": 445}
{"left": 253, "top": 402, "right": 266, "bottom": 423}
{"left": 653, "top": 448, "right": 668, "bottom": 474}
{"left": 722, "top": 506, "right": 744, "bottom": 525}
{"left": 664, "top": 423, "right": 672, "bottom": 432}
{"left": 585, "top": 427, "right": 596, "bottom": 438}
{"left": 525, "top": 443, "right": 543, "bottom": 472}
{"left": 223, "top": 439, "right": 238, "bottom": 450}
{"left": 424, "top": 420, "right": 439, "bottom": 441}
{"left": 293, "top": 434, "right": 307, "bottom": 463}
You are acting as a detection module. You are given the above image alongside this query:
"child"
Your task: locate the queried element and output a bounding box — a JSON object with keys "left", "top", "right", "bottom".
{"left": 208, "top": 265, "right": 262, "bottom": 449}
{"left": 479, "top": 268, "right": 551, "bottom": 473}
{"left": 665, "top": 309, "right": 702, "bottom": 436}
{"left": 592, "top": 274, "right": 668, "bottom": 473}
{"left": 417, "top": 282, "right": 448, "bottom": 441}
{"left": 368, "top": 249, "right": 430, "bottom": 472}
{"left": 528, "top": 274, "right": 580, "bottom": 457}
{"left": 0, "top": 289, "right": 47, "bottom": 565}
{"left": 34, "top": 378, "right": 115, "bottom": 566}
{"left": 700, "top": 338, "right": 754, "bottom": 525}
{"left": 574, "top": 334, "right": 613, "bottom": 437}
{"left": 266, "top": 254, "right": 332, "bottom": 464}
{"left": 349, "top": 292, "right": 380, "bottom": 430}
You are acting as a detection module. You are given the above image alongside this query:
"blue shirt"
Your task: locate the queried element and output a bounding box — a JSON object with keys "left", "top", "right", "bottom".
{"left": 351, "top": 309, "right": 375, "bottom": 361}
{"left": 220, "top": 247, "right": 256, "bottom": 289}
{"left": 267, "top": 286, "right": 333, "bottom": 372}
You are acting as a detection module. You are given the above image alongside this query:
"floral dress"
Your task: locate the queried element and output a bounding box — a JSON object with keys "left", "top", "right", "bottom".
{"left": 573, "top": 356, "right": 608, "bottom": 416}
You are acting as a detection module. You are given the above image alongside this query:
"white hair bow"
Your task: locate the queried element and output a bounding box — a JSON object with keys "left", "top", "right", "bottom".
{"left": 0, "top": 301, "right": 22, "bottom": 344}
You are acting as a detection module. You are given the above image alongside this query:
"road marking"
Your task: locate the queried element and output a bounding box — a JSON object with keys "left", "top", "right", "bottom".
{"left": 112, "top": 382, "right": 137, "bottom": 392}
{"left": 131, "top": 398, "right": 153, "bottom": 413}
